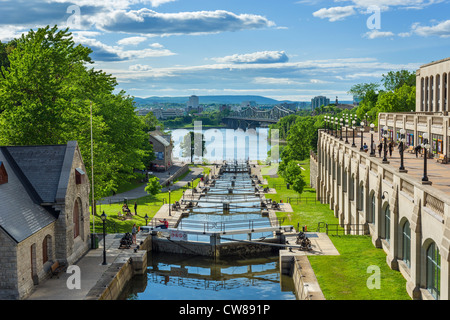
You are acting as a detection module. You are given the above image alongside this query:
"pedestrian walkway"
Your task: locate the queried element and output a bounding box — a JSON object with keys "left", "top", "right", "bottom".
{"left": 369, "top": 135, "right": 450, "bottom": 194}
{"left": 26, "top": 233, "right": 137, "bottom": 300}
{"left": 99, "top": 164, "right": 204, "bottom": 204}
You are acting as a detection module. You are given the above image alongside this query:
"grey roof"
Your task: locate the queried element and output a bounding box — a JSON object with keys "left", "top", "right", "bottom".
{"left": 151, "top": 134, "right": 170, "bottom": 147}
{"left": 4, "top": 145, "right": 67, "bottom": 203}
{"left": 0, "top": 148, "right": 57, "bottom": 243}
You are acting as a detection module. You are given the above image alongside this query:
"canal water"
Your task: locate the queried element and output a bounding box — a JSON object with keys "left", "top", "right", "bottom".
{"left": 119, "top": 146, "right": 295, "bottom": 300}
{"left": 172, "top": 127, "right": 273, "bottom": 163}
{"left": 118, "top": 252, "right": 296, "bottom": 300}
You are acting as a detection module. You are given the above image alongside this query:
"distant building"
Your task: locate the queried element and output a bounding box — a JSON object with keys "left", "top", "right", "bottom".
{"left": 186, "top": 95, "right": 202, "bottom": 114}
{"left": 149, "top": 126, "right": 173, "bottom": 171}
{"left": 0, "top": 141, "right": 90, "bottom": 299}
{"left": 151, "top": 108, "right": 185, "bottom": 120}
{"left": 311, "top": 96, "right": 330, "bottom": 109}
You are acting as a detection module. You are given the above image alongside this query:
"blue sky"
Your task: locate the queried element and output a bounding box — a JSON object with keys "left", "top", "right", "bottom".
{"left": 1, "top": 0, "right": 449, "bottom": 101}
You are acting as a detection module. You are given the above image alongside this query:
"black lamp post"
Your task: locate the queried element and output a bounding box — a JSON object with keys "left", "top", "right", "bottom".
{"left": 345, "top": 117, "right": 349, "bottom": 144}
{"left": 422, "top": 133, "right": 432, "bottom": 185}
{"left": 399, "top": 129, "right": 408, "bottom": 173}
{"left": 382, "top": 125, "right": 389, "bottom": 164}
{"left": 351, "top": 120, "right": 356, "bottom": 147}
{"left": 340, "top": 118, "right": 343, "bottom": 141}
{"left": 360, "top": 121, "right": 365, "bottom": 151}
{"left": 101, "top": 211, "right": 107, "bottom": 265}
{"left": 370, "top": 124, "right": 375, "bottom": 157}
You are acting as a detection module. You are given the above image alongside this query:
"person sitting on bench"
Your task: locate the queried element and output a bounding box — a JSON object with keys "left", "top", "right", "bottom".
{"left": 156, "top": 218, "right": 169, "bottom": 229}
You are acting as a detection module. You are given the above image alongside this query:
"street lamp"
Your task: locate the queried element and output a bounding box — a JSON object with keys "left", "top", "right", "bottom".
{"left": 382, "top": 125, "right": 389, "bottom": 164}
{"left": 345, "top": 116, "right": 349, "bottom": 144}
{"left": 101, "top": 211, "right": 107, "bottom": 265}
{"left": 421, "top": 132, "right": 432, "bottom": 185}
{"left": 340, "top": 118, "right": 343, "bottom": 141}
{"left": 398, "top": 129, "right": 408, "bottom": 173}
{"left": 360, "top": 121, "right": 365, "bottom": 152}
{"left": 351, "top": 120, "right": 356, "bottom": 147}
{"left": 370, "top": 123, "right": 375, "bottom": 157}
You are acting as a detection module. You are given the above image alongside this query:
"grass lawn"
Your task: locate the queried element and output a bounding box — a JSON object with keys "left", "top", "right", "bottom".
{"left": 261, "top": 159, "right": 410, "bottom": 300}
{"left": 90, "top": 167, "right": 206, "bottom": 234}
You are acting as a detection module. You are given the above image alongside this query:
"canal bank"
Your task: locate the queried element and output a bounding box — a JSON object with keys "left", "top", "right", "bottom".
{"left": 27, "top": 162, "right": 336, "bottom": 301}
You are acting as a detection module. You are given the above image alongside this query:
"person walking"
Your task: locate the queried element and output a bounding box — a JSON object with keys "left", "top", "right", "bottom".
{"left": 134, "top": 201, "right": 137, "bottom": 215}
{"left": 131, "top": 224, "right": 137, "bottom": 244}
{"left": 378, "top": 142, "right": 383, "bottom": 157}
{"left": 415, "top": 145, "right": 421, "bottom": 158}
{"left": 388, "top": 142, "right": 393, "bottom": 157}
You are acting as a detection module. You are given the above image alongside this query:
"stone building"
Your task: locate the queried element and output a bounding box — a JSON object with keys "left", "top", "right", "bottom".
{"left": 0, "top": 141, "right": 90, "bottom": 299}
{"left": 312, "top": 57, "right": 450, "bottom": 300}
{"left": 149, "top": 127, "right": 173, "bottom": 171}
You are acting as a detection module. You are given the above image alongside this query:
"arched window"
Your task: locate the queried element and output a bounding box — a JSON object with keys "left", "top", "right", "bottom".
{"left": 358, "top": 183, "right": 364, "bottom": 211}
{"left": 73, "top": 199, "right": 81, "bottom": 239}
{"left": 367, "top": 192, "right": 377, "bottom": 223}
{"left": 402, "top": 221, "right": 411, "bottom": 268}
{"left": 426, "top": 242, "right": 441, "bottom": 300}
{"left": 349, "top": 174, "right": 354, "bottom": 200}
{"left": 343, "top": 169, "right": 347, "bottom": 192}
{"left": 384, "top": 204, "right": 390, "bottom": 243}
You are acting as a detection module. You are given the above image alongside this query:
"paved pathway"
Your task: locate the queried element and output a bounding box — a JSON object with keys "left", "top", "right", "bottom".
{"left": 99, "top": 164, "right": 205, "bottom": 204}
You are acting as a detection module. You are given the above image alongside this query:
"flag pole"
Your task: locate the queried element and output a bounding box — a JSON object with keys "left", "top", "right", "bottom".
{"left": 90, "top": 101, "right": 95, "bottom": 237}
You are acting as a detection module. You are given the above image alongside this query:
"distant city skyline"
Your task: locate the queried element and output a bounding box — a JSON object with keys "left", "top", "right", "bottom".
{"left": 1, "top": 0, "right": 449, "bottom": 101}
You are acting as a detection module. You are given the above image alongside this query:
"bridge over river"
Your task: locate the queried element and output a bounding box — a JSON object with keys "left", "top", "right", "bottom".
{"left": 223, "top": 106, "right": 295, "bottom": 129}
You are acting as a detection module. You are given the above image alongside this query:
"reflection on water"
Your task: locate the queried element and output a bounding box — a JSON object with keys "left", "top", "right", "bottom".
{"left": 119, "top": 252, "right": 296, "bottom": 300}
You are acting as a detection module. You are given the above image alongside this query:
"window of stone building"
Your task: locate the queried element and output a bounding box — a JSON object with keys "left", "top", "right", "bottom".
{"left": 358, "top": 183, "right": 364, "bottom": 211}
{"left": 349, "top": 174, "right": 355, "bottom": 201}
{"left": 369, "top": 192, "right": 375, "bottom": 224}
{"left": 402, "top": 221, "right": 411, "bottom": 268}
{"left": 343, "top": 169, "right": 347, "bottom": 192}
{"left": 384, "top": 204, "right": 390, "bottom": 243}
{"left": 426, "top": 242, "right": 441, "bottom": 300}
{"left": 42, "top": 236, "right": 48, "bottom": 264}
{"left": 73, "top": 200, "right": 80, "bottom": 239}
{"left": 0, "top": 161, "right": 7, "bottom": 185}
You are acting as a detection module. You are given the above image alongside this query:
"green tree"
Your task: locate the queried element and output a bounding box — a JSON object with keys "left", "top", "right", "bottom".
{"left": 382, "top": 70, "right": 415, "bottom": 91}
{"left": 281, "top": 160, "right": 306, "bottom": 195}
{"left": 0, "top": 25, "right": 152, "bottom": 199}
{"left": 145, "top": 176, "right": 162, "bottom": 196}
{"left": 376, "top": 84, "right": 416, "bottom": 114}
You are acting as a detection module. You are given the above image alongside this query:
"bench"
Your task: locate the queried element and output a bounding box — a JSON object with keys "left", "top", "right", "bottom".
{"left": 50, "top": 261, "right": 65, "bottom": 278}
{"left": 437, "top": 154, "right": 448, "bottom": 164}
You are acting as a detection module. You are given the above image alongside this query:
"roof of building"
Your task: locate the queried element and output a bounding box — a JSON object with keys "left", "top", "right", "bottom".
{"left": 150, "top": 134, "right": 170, "bottom": 147}
{"left": 0, "top": 142, "right": 78, "bottom": 243}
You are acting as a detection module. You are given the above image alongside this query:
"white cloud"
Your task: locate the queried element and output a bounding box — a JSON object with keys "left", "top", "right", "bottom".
{"left": 72, "top": 34, "right": 175, "bottom": 61}
{"left": 412, "top": 20, "right": 450, "bottom": 37}
{"left": 129, "top": 64, "right": 152, "bottom": 71}
{"left": 93, "top": 9, "right": 276, "bottom": 35}
{"left": 363, "top": 30, "right": 395, "bottom": 39}
{"left": 312, "top": 6, "right": 356, "bottom": 22}
{"left": 117, "top": 36, "right": 147, "bottom": 46}
{"left": 212, "top": 51, "right": 289, "bottom": 64}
